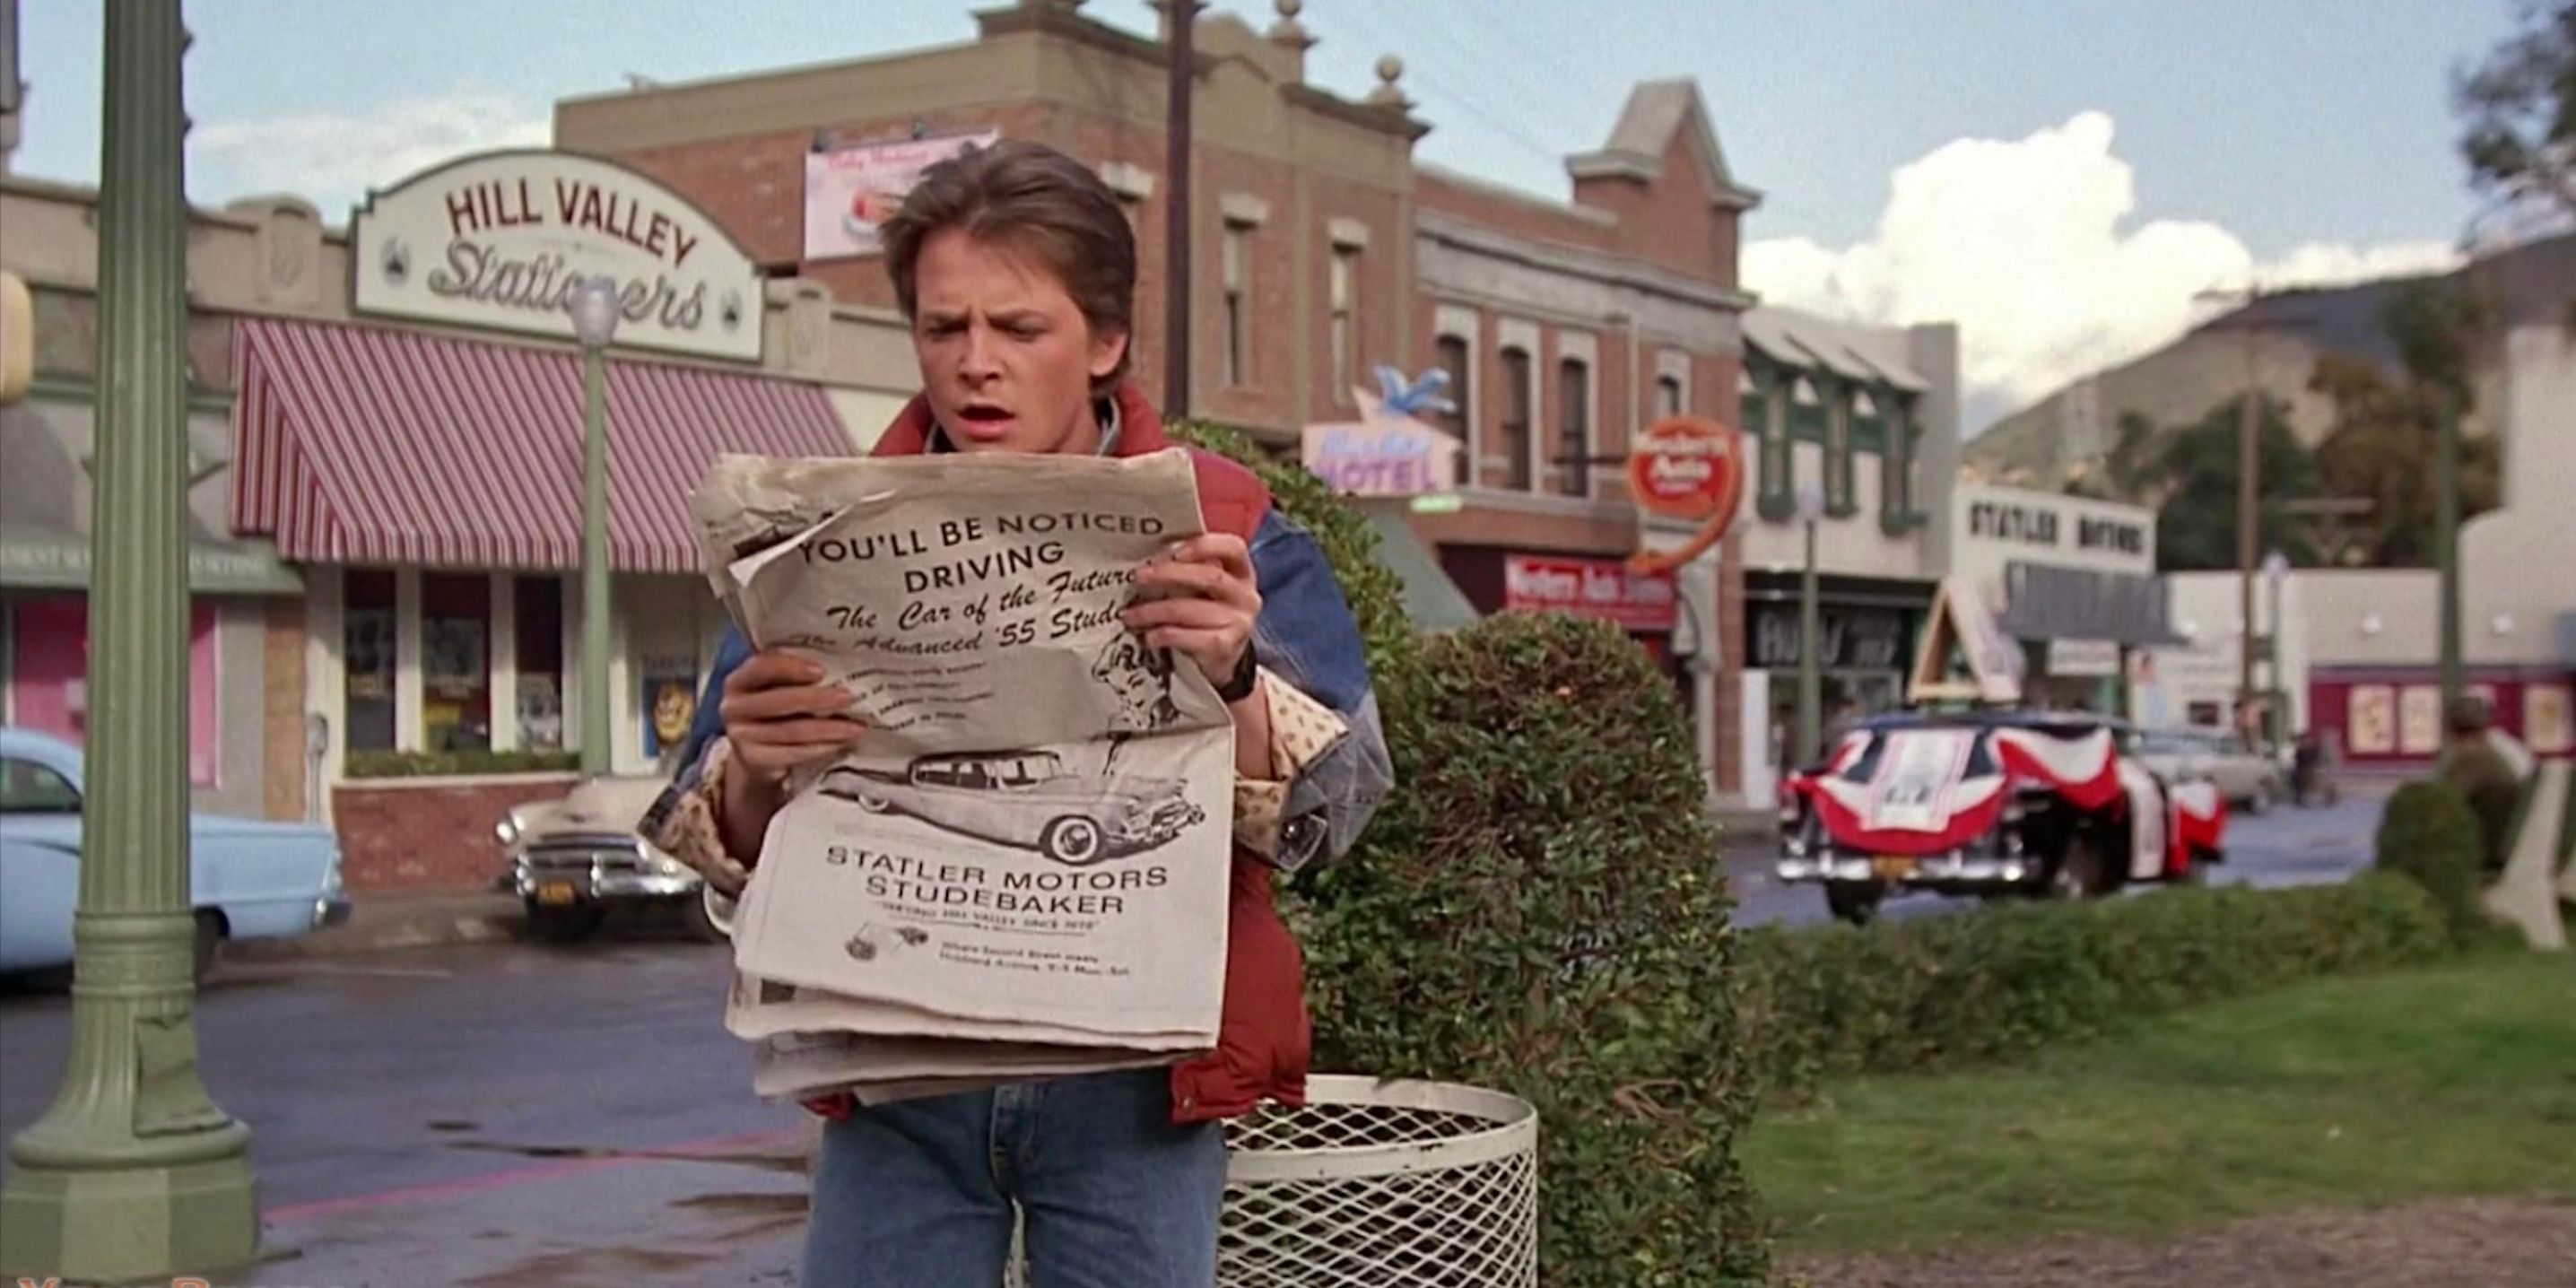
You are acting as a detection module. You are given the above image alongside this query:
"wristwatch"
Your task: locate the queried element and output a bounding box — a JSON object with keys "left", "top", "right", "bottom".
{"left": 1214, "top": 645, "right": 1260, "bottom": 704}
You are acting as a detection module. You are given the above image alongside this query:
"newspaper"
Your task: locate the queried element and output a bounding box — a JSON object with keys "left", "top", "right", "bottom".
{"left": 687, "top": 448, "right": 1237, "bottom": 1096}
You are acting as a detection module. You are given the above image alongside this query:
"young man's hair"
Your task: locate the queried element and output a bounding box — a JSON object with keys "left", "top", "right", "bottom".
{"left": 882, "top": 140, "right": 1139, "bottom": 394}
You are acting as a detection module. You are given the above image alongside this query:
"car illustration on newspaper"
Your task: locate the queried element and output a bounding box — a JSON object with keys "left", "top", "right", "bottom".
{"left": 818, "top": 750, "right": 1205, "bottom": 866}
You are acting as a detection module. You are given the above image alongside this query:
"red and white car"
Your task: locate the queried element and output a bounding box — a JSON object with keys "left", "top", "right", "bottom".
{"left": 1776, "top": 713, "right": 2229, "bottom": 924}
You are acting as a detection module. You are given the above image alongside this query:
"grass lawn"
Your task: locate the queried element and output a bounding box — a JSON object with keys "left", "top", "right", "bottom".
{"left": 1745, "top": 952, "right": 2576, "bottom": 1254}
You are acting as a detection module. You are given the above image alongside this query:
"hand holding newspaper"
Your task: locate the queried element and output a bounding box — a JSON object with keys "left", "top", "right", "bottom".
{"left": 687, "top": 448, "right": 1237, "bottom": 1104}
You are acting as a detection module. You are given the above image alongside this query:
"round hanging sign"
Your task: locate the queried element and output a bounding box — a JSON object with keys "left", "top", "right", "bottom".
{"left": 1626, "top": 416, "right": 1746, "bottom": 524}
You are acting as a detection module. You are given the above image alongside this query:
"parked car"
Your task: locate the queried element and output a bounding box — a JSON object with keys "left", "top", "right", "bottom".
{"left": 0, "top": 727, "right": 350, "bottom": 981}
{"left": 1777, "top": 711, "right": 2229, "bottom": 924}
{"left": 2134, "top": 727, "right": 2290, "bottom": 814}
{"left": 818, "top": 749, "right": 1205, "bottom": 867}
{"left": 495, "top": 775, "right": 713, "bottom": 943}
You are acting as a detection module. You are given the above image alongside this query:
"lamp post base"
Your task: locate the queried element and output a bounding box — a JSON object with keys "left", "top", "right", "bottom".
{"left": 1, "top": 1153, "right": 258, "bottom": 1285}
{"left": 1, "top": 918, "right": 258, "bottom": 1284}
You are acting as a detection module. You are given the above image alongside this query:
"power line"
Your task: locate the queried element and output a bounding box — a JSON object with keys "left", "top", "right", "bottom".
{"left": 1327, "top": 0, "right": 1568, "bottom": 167}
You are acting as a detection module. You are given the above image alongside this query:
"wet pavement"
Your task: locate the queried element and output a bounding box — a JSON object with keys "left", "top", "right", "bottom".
{"left": 1, "top": 934, "right": 814, "bottom": 1285}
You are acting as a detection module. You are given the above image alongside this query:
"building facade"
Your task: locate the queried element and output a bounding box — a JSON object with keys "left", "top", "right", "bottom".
{"left": 1945, "top": 482, "right": 2170, "bottom": 713}
{"left": 555, "top": 0, "right": 1771, "bottom": 799}
{"left": 1731, "top": 307, "right": 1958, "bottom": 802}
{"left": 0, "top": 171, "right": 920, "bottom": 886}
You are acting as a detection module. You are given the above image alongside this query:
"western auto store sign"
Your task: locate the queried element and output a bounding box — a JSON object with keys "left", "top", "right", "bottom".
{"left": 353, "top": 150, "right": 764, "bottom": 362}
{"left": 1504, "top": 555, "right": 1677, "bottom": 632}
{"left": 1625, "top": 415, "right": 1747, "bottom": 578}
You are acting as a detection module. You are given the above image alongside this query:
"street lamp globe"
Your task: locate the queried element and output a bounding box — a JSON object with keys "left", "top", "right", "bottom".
{"left": 568, "top": 275, "right": 622, "bottom": 349}
{"left": 1794, "top": 483, "right": 1828, "bottom": 525}
{"left": 2262, "top": 550, "right": 2290, "bottom": 582}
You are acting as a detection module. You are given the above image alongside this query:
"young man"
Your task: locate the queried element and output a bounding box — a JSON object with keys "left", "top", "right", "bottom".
{"left": 643, "top": 140, "right": 1392, "bottom": 1287}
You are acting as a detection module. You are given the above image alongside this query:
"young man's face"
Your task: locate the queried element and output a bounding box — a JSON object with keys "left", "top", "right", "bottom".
{"left": 910, "top": 227, "right": 1128, "bottom": 456}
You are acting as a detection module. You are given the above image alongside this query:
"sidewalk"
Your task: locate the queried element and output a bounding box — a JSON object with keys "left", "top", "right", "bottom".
{"left": 223, "top": 888, "right": 526, "bottom": 962}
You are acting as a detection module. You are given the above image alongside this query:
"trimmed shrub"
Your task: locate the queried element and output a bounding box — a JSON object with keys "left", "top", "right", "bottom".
{"left": 1292, "top": 612, "right": 1768, "bottom": 1288}
{"left": 2375, "top": 780, "right": 2488, "bottom": 942}
{"left": 1167, "top": 419, "right": 1415, "bottom": 681}
{"left": 344, "top": 749, "right": 578, "bottom": 779}
{"left": 1733, "top": 874, "right": 2453, "bottom": 1101}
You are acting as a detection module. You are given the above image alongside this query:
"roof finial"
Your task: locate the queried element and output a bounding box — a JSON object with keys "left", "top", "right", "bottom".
{"left": 1368, "top": 54, "right": 1408, "bottom": 109}
{"left": 1268, "top": 0, "right": 1316, "bottom": 50}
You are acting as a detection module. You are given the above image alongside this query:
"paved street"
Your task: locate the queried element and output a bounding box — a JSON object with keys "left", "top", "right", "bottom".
{"left": 0, "top": 785, "right": 2395, "bottom": 1284}
{"left": 1725, "top": 780, "right": 2396, "bottom": 927}
{"left": 2, "top": 935, "right": 812, "bottom": 1285}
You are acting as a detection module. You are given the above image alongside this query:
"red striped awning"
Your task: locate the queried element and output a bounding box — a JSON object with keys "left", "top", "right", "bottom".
{"left": 230, "top": 318, "right": 857, "bottom": 574}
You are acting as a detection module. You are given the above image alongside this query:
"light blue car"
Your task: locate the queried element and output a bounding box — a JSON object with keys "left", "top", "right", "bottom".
{"left": 0, "top": 727, "right": 351, "bottom": 980}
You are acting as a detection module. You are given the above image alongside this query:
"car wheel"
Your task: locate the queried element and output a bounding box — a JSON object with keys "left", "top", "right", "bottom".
{"left": 677, "top": 892, "right": 730, "bottom": 944}
{"left": 2245, "top": 780, "right": 2274, "bottom": 815}
{"left": 2049, "top": 833, "right": 2113, "bottom": 901}
{"left": 1040, "top": 816, "right": 1106, "bottom": 866}
{"left": 192, "top": 909, "right": 224, "bottom": 983}
{"left": 525, "top": 901, "right": 606, "bottom": 944}
{"left": 1825, "top": 882, "right": 1884, "bottom": 926}
{"left": 857, "top": 793, "right": 891, "bottom": 814}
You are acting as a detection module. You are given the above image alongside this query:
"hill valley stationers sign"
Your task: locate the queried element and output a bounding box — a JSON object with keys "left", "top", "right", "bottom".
{"left": 353, "top": 151, "right": 764, "bottom": 362}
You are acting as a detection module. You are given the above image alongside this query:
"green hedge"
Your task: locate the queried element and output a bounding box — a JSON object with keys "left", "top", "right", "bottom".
{"left": 343, "top": 749, "right": 579, "bottom": 779}
{"left": 1296, "top": 614, "right": 1768, "bottom": 1287}
{"left": 1733, "top": 874, "right": 2453, "bottom": 1101}
{"left": 2374, "top": 780, "right": 2488, "bottom": 942}
{"left": 1173, "top": 420, "right": 1768, "bottom": 1284}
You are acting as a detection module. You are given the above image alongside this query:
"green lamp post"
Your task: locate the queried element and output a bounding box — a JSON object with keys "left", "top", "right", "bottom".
{"left": 0, "top": 3, "right": 263, "bottom": 1281}
{"left": 568, "top": 275, "right": 621, "bottom": 777}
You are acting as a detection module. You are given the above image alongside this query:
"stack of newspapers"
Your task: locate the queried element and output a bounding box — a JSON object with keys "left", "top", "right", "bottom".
{"left": 687, "top": 448, "right": 1235, "bottom": 1104}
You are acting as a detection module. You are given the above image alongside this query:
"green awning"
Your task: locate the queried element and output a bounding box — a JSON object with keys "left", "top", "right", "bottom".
{"left": 1354, "top": 502, "right": 1482, "bottom": 634}
{"left": 0, "top": 525, "right": 305, "bottom": 596}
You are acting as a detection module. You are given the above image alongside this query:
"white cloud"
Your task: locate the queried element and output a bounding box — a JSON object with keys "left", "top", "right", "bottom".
{"left": 1744, "top": 111, "right": 2463, "bottom": 429}
{"left": 190, "top": 89, "right": 552, "bottom": 222}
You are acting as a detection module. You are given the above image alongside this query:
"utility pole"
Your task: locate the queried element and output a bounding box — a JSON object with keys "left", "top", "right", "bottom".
{"left": 1162, "top": 0, "right": 1201, "bottom": 420}
{"left": 2435, "top": 388, "right": 2463, "bottom": 729}
{"left": 2235, "top": 298, "right": 2261, "bottom": 745}
{"left": 1, "top": 4, "right": 262, "bottom": 1281}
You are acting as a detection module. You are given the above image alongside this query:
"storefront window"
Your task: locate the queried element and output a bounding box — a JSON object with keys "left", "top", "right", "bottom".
{"left": 515, "top": 576, "right": 565, "bottom": 752}
{"left": 343, "top": 571, "right": 397, "bottom": 753}
{"left": 420, "top": 572, "right": 492, "bottom": 752}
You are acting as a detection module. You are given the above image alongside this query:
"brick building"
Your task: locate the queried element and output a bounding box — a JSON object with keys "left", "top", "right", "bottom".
{"left": 555, "top": 0, "right": 1766, "bottom": 799}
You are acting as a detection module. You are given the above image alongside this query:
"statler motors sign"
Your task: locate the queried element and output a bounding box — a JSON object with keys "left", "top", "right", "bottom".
{"left": 352, "top": 150, "right": 764, "bottom": 362}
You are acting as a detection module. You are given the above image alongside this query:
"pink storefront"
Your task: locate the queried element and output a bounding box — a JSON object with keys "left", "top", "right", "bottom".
{"left": 4, "top": 596, "right": 222, "bottom": 784}
{"left": 2309, "top": 666, "right": 2576, "bottom": 768}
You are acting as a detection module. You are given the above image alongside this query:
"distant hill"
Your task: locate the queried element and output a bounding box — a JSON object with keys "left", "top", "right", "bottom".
{"left": 1962, "top": 235, "right": 2573, "bottom": 495}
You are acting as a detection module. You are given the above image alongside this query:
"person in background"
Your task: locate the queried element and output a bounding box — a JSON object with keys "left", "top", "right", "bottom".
{"left": 2439, "top": 694, "right": 2524, "bottom": 875}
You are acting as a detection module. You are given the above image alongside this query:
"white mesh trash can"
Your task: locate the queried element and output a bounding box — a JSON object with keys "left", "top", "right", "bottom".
{"left": 1217, "top": 1075, "right": 1538, "bottom": 1288}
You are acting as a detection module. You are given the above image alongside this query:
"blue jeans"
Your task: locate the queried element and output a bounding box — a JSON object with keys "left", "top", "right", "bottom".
{"left": 803, "top": 1067, "right": 1227, "bottom": 1288}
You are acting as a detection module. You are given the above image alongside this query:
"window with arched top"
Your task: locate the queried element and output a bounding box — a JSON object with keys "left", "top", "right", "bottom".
{"left": 1501, "top": 345, "right": 1535, "bottom": 492}
{"left": 1434, "top": 335, "right": 1473, "bottom": 486}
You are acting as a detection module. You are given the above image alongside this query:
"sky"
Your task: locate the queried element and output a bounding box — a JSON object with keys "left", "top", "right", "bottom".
{"left": 9, "top": 0, "right": 2527, "bottom": 429}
